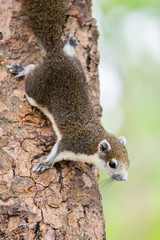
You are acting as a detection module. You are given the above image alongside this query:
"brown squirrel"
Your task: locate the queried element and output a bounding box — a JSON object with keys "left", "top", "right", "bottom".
{"left": 7, "top": 0, "right": 129, "bottom": 181}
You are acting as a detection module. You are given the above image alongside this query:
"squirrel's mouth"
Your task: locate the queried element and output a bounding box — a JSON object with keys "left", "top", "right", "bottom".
{"left": 111, "top": 174, "right": 128, "bottom": 181}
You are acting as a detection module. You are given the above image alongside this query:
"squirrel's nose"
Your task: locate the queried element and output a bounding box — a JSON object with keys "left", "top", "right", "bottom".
{"left": 112, "top": 174, "right": 127, "bottom": 181}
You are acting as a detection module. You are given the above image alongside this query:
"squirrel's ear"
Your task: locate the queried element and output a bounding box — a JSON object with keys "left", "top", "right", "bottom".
{"left": 118, "top": 136, "right": 127, "bottom": 146}
{"left": 98, "top": 140, "right": 111, "bottom": 156}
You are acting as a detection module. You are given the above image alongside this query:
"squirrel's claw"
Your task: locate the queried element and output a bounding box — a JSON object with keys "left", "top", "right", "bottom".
{"left": 32, "top": 161, "right": 53, "bottom": 172}
{"left": 7, "top": 63, "right": 25, "bottom": 78}
{"left": 68, "top": 33, "right": 78, "bottom": 47}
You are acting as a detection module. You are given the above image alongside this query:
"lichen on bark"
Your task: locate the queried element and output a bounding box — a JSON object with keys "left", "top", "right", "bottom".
{"left": 0, "top": 0, "right": 106, "bottom": 239}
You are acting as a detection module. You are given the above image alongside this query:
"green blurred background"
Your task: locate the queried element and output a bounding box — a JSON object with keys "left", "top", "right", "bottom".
{"left": 92, "top": 0, "right": 160, "bottom": 239}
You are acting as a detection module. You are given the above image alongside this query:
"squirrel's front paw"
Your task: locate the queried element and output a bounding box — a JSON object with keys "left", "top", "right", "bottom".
{"left": 7, "top": 63, "right": 25, "bottom": 78}
{"left": 32, "top": 161, "right": 53, "bottom": 172}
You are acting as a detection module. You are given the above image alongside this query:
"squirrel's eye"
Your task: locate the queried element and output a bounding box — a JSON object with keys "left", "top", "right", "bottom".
{"left": 109, "top": 160, "right": 117, "bottom": 169}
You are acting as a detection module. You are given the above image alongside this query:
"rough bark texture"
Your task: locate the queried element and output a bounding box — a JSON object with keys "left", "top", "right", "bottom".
{"left": 0, "top": 0, "right": 105, "bottom": 239}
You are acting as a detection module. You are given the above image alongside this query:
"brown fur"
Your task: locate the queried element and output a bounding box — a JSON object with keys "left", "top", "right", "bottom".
{"left": 21, "top": 0, "right": 67, "bottom": 51}
{"left": 22, "top": 0, "right": 129, "bottom": 167}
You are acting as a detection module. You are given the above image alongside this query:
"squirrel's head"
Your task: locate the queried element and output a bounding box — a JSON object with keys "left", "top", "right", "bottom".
{"left": 97, "top": 135, "right": 129, "bottom": 181}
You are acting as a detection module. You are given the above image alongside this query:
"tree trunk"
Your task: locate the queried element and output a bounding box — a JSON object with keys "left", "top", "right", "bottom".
{"left": 0, "top": 0, "right": 105, "bottom": 239}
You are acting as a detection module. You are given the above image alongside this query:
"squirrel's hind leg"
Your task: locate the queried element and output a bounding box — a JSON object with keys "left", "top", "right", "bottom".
{"left": 68, "top": 33, "right": 78, "bottom": 47}
{"left": 63, "top": 33, "right": 77, "bottom": 57}
{"left": 7, "top": 63, "right": 36, "bottom": 78}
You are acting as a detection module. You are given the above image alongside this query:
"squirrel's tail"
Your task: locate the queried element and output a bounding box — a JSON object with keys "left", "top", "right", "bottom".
{"left": 22, "top": 0, "right": 67, "bottom": 52}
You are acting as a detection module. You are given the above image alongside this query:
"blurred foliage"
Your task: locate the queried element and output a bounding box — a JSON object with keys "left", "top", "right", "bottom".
{"left": 93, "top": 0, "right": 160, "bottom": 239}
{"left": 98, "top": 0, "right": 160, "bottom": 13}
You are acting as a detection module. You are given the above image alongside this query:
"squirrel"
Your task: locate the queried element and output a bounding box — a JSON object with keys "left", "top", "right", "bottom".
{"left": 7, "top": 0, "right": 129, "bottom": 181}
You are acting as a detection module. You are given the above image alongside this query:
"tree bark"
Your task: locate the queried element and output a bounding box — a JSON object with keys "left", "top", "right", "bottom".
{"left": 0, "top": 0, "right": 105, "bottom": 239}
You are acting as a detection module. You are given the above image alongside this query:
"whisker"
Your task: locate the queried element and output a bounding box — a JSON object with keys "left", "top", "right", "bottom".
{"left": 99, "top": 177, "right": 114, "bottom": 193}
{"left": 99, "top": 181, "right": 109, "bottom": 192}
{"left": 99, "top": 179, "right": 111, "bottom": 190}
{"left": 101, "top": 179, "right": 115, "bottom": 197}
{"left": 99, "top": 177, "right": 111, "bottom": 184}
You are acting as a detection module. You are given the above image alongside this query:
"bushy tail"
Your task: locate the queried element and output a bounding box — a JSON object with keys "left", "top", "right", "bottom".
{"left": 22, "top": 0, "right": 67, "bottom": 52}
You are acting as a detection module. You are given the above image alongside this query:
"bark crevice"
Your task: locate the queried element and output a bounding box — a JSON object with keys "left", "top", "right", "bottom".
{"left": 0, "top": 0, "right": 106, "bottom": 239}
